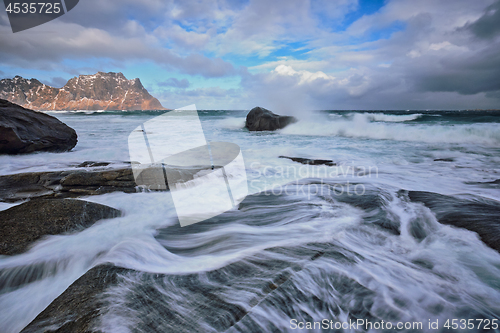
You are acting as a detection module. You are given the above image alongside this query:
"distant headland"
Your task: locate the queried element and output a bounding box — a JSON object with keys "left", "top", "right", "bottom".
{"left": 0, "top": 72, "right": 165, "bottom": 111}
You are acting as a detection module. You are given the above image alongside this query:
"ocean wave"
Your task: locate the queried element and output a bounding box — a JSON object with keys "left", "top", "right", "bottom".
{"left": 218, "top": 117, "right": 246, "bottom": 130}
{"left": 359, "top": 112, "right": 423, "bottom": 122}
{"left": 280, "top": 118, "right": 500, "bottom": 145}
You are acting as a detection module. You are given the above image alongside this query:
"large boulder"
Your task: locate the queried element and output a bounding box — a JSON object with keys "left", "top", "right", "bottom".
{"left": 245, "top": 106, "right": 297, "bottom": 131}
{"left": 0, "top": 199, "right": 121, "bottom": 255}
{"left": 0, "top": 99, "right": 77, "bottom": 154}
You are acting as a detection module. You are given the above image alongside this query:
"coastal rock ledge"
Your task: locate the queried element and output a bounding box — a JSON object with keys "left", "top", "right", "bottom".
{"left": 0, "top": 99, "right": 77, "bottom": 154}
{"left": 245, "top": 106, "right": 297, "bottom": 131}
{"left": 0, "top": 199, "right": 121, "bottom": 256}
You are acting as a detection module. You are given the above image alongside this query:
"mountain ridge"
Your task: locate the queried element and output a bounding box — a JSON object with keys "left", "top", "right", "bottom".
{"left": 0, "top": 72, "right": 165, "bottom": 111}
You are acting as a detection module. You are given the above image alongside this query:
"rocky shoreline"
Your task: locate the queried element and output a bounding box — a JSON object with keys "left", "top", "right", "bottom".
{"left": 0, "top": 99, "right": 77, "bottom": 154}
{"left": 2, "top": 100, "right": 500, "bottom": 332}
{"left": 0, "top": 167, "right": 137, "bottom": 202}
{"left": 0, "top": 199, "right": 121, "bottom": 256}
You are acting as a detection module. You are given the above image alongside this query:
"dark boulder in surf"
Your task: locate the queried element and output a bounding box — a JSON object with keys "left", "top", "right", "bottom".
{"left": 0, "top": 199, "right": 121, "bottom": 255}
{"left": 407, "top": 191, "right": 500, "bottom": 253}
{"left": 279, "top": 156, "right": 336, "bottom": 166}
{"left": 245, "top": 106, "right": 297, "bottom": 131}
{"left": 0, "top": 99, "right": 77, "bottom": 154}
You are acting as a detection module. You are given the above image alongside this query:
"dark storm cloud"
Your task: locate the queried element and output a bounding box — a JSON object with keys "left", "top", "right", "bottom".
{"left": 412, "top": 50, "right": 500, "bottom": 95}
{"left": 410, "top": 14, "right": 500, "bottom": 96}
{"left": 158, "top": 78, "right": 190, "bottom": 88}
{"left": 465, "top": 0, "right": 500, "bottom": 39}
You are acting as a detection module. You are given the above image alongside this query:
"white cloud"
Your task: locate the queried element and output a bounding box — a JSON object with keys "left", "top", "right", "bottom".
{"left": 1, "top": 0, "right": 499, "bottom": 109}
{"left": 272, "top": 65, "right": 333, "bottom": 85}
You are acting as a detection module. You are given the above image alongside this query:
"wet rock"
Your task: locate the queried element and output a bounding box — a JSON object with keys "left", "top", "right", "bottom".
{"left": 434, "top": 158, "right": 454, "bottom": 162}
{"left": 0, "top": 168, "right": 139, "bottom": 202}
{"left": 0, "top": 199, "right": 121, "bottom": 256}
{"left": 279, "top": 156, "right": 336, "bottom": 166}
{"left": 408, "top": 191, "right": 500, "bottom": 253}
{"left": 21, "top": 264, "right": 128, "bottom": 333}
{"left": 245, "top": 107, "right": 297, "bottom": 131}
{"left": 465, "top": 179, "right": 500, "bottom": 188}
{"left": 0, "top": 164, "right": 216, "bottom": 202}
{"left": 21, "top": 242, "right": 346, "bottom": 333}
{"left": 76, "top": 161, "right": 112, "bottom": 168}
{"left": 0, "top": 99, "right": 77, "bottom": 154}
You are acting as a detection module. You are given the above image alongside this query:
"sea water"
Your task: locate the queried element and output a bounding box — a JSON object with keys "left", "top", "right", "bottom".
{"left": 0, "top": 110, "right": 499, "bottom": 332}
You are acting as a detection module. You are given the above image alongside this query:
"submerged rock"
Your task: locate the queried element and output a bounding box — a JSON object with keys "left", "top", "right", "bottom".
{"left": 279, "top": 156, "right": 336, "bottom": 166}
{"left": 245, "top": 106, "right": 297, "bottom": 131}
{"left": 0, "top": 199, "right": 121, "bottom": 256}
{"left": 0, "top": 99, "right": 77, "bottom": 154}
{"left": 21, "top": 264, "right": 128, "bottom": 333}
{"left": 21, "top": 242, "right": 347, "bottom": 332}
{"left": 76, "top": 161, "right": 112, "bottom": 168}
{"left": 407, "top": 191, "right": 500, "bottom": 253}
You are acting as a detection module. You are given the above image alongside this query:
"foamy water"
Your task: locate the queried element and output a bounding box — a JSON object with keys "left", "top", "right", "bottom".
{"left": 0, "top": 110, "right": 499, "bottom": 332}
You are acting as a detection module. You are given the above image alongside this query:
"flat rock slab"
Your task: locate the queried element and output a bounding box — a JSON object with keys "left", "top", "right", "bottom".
{"left": 0, "top": 168, "right": 137, "bottom": 202}
{"left": 0, "top": 99, "right": 77, "bottom": 154}
{"left": 279, "top": 155, "right": 336, "bottom": 166}
{"left": 0, "top": 199, "right": 121, "bottom": 256}
{"left": 0, "top": 164, "right": 217, "bottom": 202}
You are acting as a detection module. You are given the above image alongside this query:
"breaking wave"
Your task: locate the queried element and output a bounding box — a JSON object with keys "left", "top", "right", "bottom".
{"left": 358, "top": 113, "right": 423, "bottom": 122}
{"left": 280, "top": 117, "right": 500, "bottom": 145}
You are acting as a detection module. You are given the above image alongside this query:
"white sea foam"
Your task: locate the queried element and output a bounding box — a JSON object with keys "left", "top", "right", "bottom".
{"left": 218, "top": 117, "right": 246, "bottom": 130}
{"left": 280, "top": 117, "right": 500, "bottom": 145}
{"left": 1, "top": 111, "right": 499, "bottom": 332}
{"left": 360, "top": 112, "right": 423, "bottom": 122}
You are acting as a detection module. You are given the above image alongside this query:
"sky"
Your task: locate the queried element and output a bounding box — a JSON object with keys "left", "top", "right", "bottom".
{"left": 1, "top": 0, "right": 500, "bottom": 111}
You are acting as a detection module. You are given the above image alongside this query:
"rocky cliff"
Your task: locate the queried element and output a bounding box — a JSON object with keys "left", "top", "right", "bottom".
{"left": 0, "top": 72, "right": 165, "bottom": 111}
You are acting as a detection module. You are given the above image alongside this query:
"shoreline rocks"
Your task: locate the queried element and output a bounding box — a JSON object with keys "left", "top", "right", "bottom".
{"left": 21, "top": 241, "right": 338, "bottom": 332}
{"left": 407, "top": 191, "right": 500, "bottom": 253}
{"left": 0, "top": 167, "right": 138, "bottom": 202}
{"left": 0, "top": 164, "right": 216, "bottom": 202}
{"left": 21, "top": 264, "right": 128, "bottom": 333}
{"left": 245, "top": 106, "right": 297, "bottom": 131}
{"left": 279, "top": 156, "right": 336, "bottom": 166}
{"left": 0, "top": 99, "right": 77, "bottom": 154}
{"left": 0, "top": 199, "right": 121, "bottom": 256}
